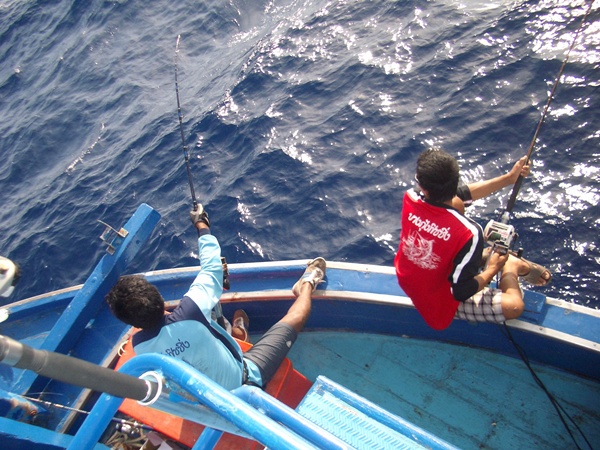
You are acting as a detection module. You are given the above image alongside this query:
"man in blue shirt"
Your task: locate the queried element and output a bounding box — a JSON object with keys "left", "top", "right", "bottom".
{"left": 106, "top": 206, "right": 326, "bottom": 390}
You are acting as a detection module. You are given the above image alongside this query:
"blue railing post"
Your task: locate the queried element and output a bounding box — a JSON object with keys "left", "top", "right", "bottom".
{"left": 193, "top": 428, "right": 224, "bottom": 450}
{"left": 68, "top": 391, "right": 125, "bottom": 449}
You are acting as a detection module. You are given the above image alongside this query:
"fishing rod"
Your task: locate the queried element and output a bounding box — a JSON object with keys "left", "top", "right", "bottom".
{"left": 174, "top": 35, "right": 230, "bottom": 300}
{"left": 175, "top": 35, "right": 199, "bottom": 213}
{"left": 500, "top": 0, "right": 595, "bottom": 223}
{"left": 489, "top": 6, "right": 596, "bottom": 449}
{"left": 0, "top": 334, "right": 160, "bottom": 402}
{"left": 484, "top": 1, "right": 595, "bottom": 255}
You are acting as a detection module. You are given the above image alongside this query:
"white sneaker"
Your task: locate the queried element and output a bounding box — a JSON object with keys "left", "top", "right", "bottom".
{"left": 292, "top": 257, "right": 326, "bottom": 297}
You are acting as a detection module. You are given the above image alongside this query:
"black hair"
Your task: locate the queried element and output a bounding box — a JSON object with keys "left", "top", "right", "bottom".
{"left": 105, "top": 275, "right": 164, "bottom": 329}
{"left": 416, "top": 148, "right": 460, "bottom": 202}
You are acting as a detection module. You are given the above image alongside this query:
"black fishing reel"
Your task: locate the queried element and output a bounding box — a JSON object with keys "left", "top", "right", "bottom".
{"left": 221, "top": 256, "right": 230, "bottom": 290}
{"left": 484, "top": 219, "right": 518, "bottom": 255}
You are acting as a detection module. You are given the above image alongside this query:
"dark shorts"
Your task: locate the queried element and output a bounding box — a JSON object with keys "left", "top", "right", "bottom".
{"left": 243, "top": 322, "right": 298, "bottom": 387}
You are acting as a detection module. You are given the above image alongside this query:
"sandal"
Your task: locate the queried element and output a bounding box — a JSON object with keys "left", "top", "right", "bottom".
{"left": 518, "top": 258, "right": 552, "bottom": 286}
{"left": 232, "top": 309, "right": 250, "bottom": 342}
{"left": 483, "top": 246, "right": 551, "bottom": 286}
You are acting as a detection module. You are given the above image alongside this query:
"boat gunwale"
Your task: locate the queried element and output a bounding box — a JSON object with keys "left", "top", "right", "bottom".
{"left": 3, "top": 260, "right": 599, "bottom": 344}
{"left": 5, "top": 259, "right": 596, "bottom": 315}
{"left": 2, "top": 261, "right": 598, "bottom": 378}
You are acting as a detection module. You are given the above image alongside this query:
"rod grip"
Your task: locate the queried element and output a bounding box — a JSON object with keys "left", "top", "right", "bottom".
{"left": 505, "top": 175, "right": 524, "bottom": 214}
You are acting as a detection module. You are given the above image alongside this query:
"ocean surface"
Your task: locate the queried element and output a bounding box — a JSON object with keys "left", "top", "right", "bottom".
{"left": 0, "top": 0, "right": 598, "bottom": 308}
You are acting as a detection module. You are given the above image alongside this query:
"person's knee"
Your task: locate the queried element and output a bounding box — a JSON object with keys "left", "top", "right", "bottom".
{"left": 502, "top": 296, "right": 524, "bottom": 320}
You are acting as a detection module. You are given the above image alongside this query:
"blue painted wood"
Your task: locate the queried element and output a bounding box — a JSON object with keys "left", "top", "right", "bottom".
{"left": 542, "top": 301, "right": 600, "bottom": 342}
{"left": 12, "top": 204, "right": 161, "bottom": 400}
{"left": 518, "top": 289, "right": 546, "bottom": 318}
{"left": 0, "top": 416, "right": 109, "bottom": 450}
{"left": 219, "top": 296, "right": 600, "bottom": 380}
{"left": 297, "top": 376, "right": 458, "bottom": 449}
{"left": 287, "top": 332, "right": 600, "bottom": 450}
{"left": 109, "top": 261, "right": 600, "bottom": 379}
{"left": 39, "top": 204, "right": 161, "bottom": 354}
{"left": 0, "top": 291, "right": 74, "bottom": 352}
{"left": 1, "top": 247, "right": 598, "bottom": 448}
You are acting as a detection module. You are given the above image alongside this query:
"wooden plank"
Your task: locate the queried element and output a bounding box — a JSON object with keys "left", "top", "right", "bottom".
{"left": 287, "top": 331, "right": 600, "bottom": 450}
{"left": 13, "top": 204, "right": 160, "bottom": 395}
{"left": 0, "top": 416, "right": 109, "bottom": 450}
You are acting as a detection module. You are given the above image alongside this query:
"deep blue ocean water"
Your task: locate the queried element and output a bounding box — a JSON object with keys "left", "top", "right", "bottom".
{"left": 0, "top": 0, "right": 598, "bottom": 308}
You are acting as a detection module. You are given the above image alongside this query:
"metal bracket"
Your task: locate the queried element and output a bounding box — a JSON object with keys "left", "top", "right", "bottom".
{"left": 98, "top": 220, "right": 129, "bottom": 255}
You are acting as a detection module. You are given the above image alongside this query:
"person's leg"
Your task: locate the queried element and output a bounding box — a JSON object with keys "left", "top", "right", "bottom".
{"left": 498, "top": 256, "right": 528, "bottom": 320}
{"left": 285, "top": 257, "right": 326, "bottom": 333}
{"left": 456, "top": 287, "right": 504, "bottom": 323}
{"left": 243, "top": 323, "right": 297, "bottom": 387}
{"left": 478, "top": 250, "right": 546, "bottom": 320}
{"left": 458, "top": 260, "right": 523, "bottom": 323}
{"left": 243, "top": 258, "right": 326, "bottom": 386}
{"left": 280, "top": 282, "right": 313, "bottom": 333}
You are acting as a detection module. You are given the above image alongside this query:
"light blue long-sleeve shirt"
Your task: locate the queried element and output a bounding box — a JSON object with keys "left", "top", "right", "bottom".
{"left": 133, "top": 232, "right": 251, "bottom": 390}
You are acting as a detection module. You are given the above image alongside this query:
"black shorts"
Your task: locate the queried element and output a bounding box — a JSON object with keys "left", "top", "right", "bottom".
{"left": 243, "top": 322, "right": 298, "bottom": 387}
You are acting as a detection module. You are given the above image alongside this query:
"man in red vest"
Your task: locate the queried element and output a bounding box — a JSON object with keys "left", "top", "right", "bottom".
{"left": 395, "top": 148, "right": 551, "bottom": 330}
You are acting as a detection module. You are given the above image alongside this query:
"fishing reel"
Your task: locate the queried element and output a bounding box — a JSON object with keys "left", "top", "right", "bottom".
{"left": 483, "top": 220, "right": 518, "bottom": 255}
{"left": 221, "top": 256, "right": 230, "bottom": 291}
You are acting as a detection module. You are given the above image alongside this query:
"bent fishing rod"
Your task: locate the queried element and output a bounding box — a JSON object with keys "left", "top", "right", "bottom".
{"left": 488, "top": 7, "right": 596, "bottom": 449}
{"left": 484, "top": 1, "right": 596, "bottom": 255}
{"left": 500, "top": 0, "right": 595, "bottom": 223}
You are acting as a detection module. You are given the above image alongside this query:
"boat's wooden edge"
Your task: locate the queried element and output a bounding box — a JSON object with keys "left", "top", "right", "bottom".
{"left": 3, "top": 260, "right": 598, "bottom": 359}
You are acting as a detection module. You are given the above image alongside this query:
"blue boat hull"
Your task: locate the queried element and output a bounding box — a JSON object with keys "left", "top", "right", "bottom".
{"left": 0, "top": 204, "right": 598, "bottom": 448}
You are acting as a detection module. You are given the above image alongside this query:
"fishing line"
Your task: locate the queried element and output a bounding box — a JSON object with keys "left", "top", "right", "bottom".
{"left": 22, "top": 394, "right": 153, "bottom": 432}
{"left": 501, "top": 0, "right": 595, "bottom": 220}
{"left": 175, "top": 34, "right": 199, "bottom": 213}
{"left": 500, "top": 324, "right": 593, "bottom": 450}
{"left": 493, "top": 5, "right": 595, "bottom": 448}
